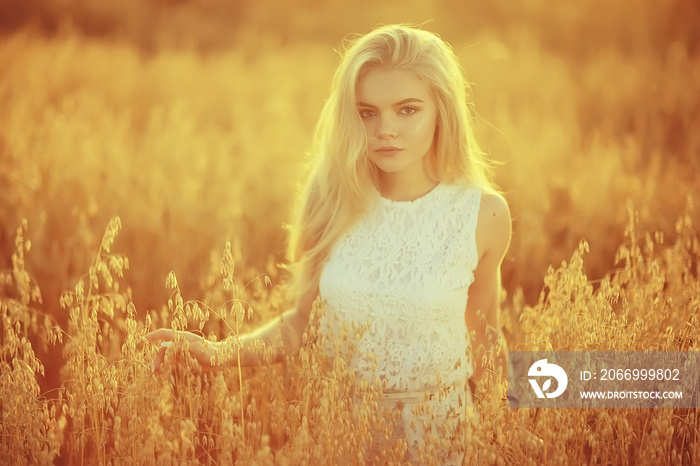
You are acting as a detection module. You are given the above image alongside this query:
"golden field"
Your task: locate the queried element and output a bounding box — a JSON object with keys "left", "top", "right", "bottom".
{"left": 1, "top": 0, "right": 699, "bottom": 464}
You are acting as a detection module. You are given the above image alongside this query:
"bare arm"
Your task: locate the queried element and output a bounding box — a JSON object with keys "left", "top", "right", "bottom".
{"left": 231, "top": 283, "right": 319, "bottom": 367}
{"left": 465, "top": 192, "right": 512, "bottom": 392}
{"left": 146, "top": 281, "right": 319, "bottom": 372}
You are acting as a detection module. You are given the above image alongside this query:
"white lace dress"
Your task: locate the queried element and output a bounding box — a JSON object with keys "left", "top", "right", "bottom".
{"left": 319, "top": 181, "right": 482, "bottom": 463}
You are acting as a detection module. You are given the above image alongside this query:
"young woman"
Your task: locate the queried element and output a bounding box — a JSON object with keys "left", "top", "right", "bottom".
{"left": 146, "top": 24, "right": 511, "bottom": 463}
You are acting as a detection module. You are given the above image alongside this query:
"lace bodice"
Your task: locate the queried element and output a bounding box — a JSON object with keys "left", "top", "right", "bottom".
{"left": 319, "top": 182, "right": 482, "bottom": 393}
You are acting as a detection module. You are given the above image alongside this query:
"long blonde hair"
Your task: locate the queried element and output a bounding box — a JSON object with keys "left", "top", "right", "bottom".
{"left": 288, "top": 24, "right": 497, "bottom": 297}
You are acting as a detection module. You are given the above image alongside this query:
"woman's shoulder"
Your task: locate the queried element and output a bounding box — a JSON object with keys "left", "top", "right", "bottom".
{"left": 479, "top": 191, "right": 509, "bottom": 218}
{"left": 475, "top": 190, "right": 511, "bottom": 260}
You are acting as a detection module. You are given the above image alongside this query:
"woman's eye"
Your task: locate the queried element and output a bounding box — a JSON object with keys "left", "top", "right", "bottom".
{"left": 358, "top": 109, "right": 375, "bottom": 118}
{"left": 400, "top": 107, "right": 418, "bottom": 115}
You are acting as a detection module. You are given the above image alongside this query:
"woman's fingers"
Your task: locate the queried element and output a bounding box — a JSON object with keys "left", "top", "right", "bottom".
{"left": 147, "top": 329, "right": 217, "bottom": 373}
{"left": 152, "top": 341, "right": 187, "bottom": 374}
{"left": 145, "top": 328, "right": 175, "bottom": 343}
{"left": 145, "top": 328, "right": 170, "bottom": 374}
{"left": 152, "top": 344, "right": 167, "bottom": 374}
{"left": 146, "top": 329, "right": 181, "bottom": 373}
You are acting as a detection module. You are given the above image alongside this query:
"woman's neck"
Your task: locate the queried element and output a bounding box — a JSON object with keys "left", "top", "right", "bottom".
{"left": 378, "top": 172, "right": 439, "bottom": 202}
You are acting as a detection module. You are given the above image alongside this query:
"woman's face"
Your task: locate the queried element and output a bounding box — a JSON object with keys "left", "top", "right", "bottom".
{"left": 356, "top": 67, "right": 438, "bottom": 182}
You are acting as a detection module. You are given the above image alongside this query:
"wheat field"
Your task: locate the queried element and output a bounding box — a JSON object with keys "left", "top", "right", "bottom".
{"left": 1, "top": 0, "right": 699, "bottom": 464}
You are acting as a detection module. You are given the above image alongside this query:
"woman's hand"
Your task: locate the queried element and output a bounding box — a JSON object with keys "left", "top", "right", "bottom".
{"left": 145, "top": 328, "right": 221, "bottom": 373}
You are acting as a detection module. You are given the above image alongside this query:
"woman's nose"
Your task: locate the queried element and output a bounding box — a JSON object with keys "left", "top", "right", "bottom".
{"left": 377, "top": 115, "right": 398, "bottom": 139}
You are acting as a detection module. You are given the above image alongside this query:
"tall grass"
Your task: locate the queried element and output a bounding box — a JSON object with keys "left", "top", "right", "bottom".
{"left": 0, "top": 0, "right": 698, "bottom": 463}
{"left": 2, "top": 204, "right": 697, "bottom": 464}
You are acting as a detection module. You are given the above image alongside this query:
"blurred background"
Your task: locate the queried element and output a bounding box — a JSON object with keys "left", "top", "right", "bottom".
{"left": 1, "top": 0, "right": 698, "bottom": 389}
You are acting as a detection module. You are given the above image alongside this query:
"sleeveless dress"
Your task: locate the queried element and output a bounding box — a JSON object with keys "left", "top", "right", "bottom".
{"left": 318, "top": 181, "right": 482, "bottom": 463}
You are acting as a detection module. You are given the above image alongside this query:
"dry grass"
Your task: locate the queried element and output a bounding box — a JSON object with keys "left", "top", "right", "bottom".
{"left": 1, "top": 0, "right": 699, "bottom": 464}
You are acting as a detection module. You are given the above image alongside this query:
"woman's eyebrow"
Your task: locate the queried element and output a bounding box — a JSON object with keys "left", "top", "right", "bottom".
{"left": 356, "top": 97, "right": 425, "bottom": 108}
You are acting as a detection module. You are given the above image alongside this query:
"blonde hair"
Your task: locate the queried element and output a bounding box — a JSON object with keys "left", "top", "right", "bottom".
{"left": 288, "top": 24, "right": 497, "bottom": 297}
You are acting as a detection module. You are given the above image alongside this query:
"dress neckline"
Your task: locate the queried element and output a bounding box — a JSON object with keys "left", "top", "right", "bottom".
{"left": 378, "top": 182, "right": 443, "bottom": 206}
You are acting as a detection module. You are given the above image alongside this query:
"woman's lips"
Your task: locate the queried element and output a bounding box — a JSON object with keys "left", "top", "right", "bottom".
{"left": 375, "top": 146, "right": 404, "bottom": 156}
